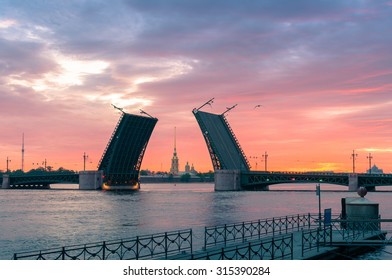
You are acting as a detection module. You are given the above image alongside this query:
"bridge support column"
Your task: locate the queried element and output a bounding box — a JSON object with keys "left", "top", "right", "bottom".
{"left": 79, "top": 171, "right": 103, "bottom": 190}
{"left": 348, "top": 173, "right": 359, "bottom": 191}
{"left": 1, "top": 174, "right": 10, "bottom": 189}
{"left": 214, "top": 170, "right": 241, "bottom": 191}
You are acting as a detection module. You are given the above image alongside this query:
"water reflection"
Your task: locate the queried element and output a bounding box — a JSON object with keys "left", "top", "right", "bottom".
{"left": 1, "top": 183, "right": 392, "bottom": 259}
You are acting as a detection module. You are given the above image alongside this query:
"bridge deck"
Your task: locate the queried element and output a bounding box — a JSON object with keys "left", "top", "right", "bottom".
{"left": 236, "top": 171, "right": 392, "bottom": 190}
{"left": 98, "top": 112, "right": 157, "bottom": 187}
{"left": 2, "top": 173, "right": 79, "bottom": 189}
{"left": 193, "top": 110, "right": 250, "bottom": 171}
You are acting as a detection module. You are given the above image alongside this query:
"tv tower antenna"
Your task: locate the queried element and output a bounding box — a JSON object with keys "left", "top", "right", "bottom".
{"left": 22, "top": 133, "right": 25, "bottom": 172}
{"left": 174, "top": 126, "right": 177, "bottom": 151}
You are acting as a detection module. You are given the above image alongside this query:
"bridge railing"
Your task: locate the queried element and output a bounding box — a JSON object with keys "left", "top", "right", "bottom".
{"left": 204, "top": 213, "right": 321, "bottom": 249}
{"left": 221, "top": 114, "right": 251, "bottom": 170}
{"left": 13, "top": 229, "right": 192, "bottom": 260}
{"left": 97, "top": 112, "right": 124, "bottom": 169}
{"left": 174, "top": 233, "right": 293, "bottom": 260}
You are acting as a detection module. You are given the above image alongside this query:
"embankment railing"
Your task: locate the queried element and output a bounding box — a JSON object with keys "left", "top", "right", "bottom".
{"left": 13, "top": 229, "right": 192, "bottom": 260}
{"left": 301, "top": 219, "right": 392, "bottom": 257}
{"left": 334, "top": 219, "right": 383, "bottom": 240}
{"left": 15, "top": 214, "right": 392, "bottom": 260}
{"left": 301, "top": 225, "right": 333, "bottom": 257}
{"left": 204, "top": 213, "right": 320, "bottom": 249}
{"left": 174, "top": 233, "right": 293, "bottom": 260}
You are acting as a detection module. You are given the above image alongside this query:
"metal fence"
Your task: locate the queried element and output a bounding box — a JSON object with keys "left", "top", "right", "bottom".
{"left": 204, "top": 213, "right": 320, "bottom": 248}
{"left": 335, "top": 219, "right": 383, "bottom": 240}
{"left": 14, "top": 214, "right": 392, "bottom": 260}
{"left": 301, "top": 219, "right": 392, "bottom": 257}
{"left": 301, "top": 225, "right": 333, "bottom": 256}
{"left": 13, "top": 229, "right": 192, "bottom": 260}
{"left": 175, "top": 234, "right": 293, "bottom": 260}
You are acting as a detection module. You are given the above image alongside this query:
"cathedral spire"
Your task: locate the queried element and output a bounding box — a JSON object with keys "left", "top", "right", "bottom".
{"left": 174, "top": 126, "right": 177, "bottom": 154}
{"left": 170, "top": 126, "right": 179, "bottom": 174}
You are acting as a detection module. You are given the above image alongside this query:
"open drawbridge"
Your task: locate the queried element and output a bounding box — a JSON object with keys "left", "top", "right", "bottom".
{"left": 98, "top": 112, "right": 157, "bottom": 190}
{"left": 192, "top": 101, "right": 250, "bottom": 171}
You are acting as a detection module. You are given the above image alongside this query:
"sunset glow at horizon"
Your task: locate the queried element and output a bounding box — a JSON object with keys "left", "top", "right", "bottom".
{"left": 1, "top": 1, "right": 392, "bottom": 174}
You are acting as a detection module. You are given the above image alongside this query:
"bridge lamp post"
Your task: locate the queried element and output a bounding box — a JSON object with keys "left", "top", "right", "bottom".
{"left": 351, "top": 150, "right": 358, "bottom": 173}
{"left": 250, "top": 156, "right": 258, "bottom": 170}
{"left": 367, "top": 153, "right": 373, "bottom": 174}
{"left": 83, "top": 152, "right": 89, "bottom": 171}
{"left": 6, "top": 156, "right": 11, "bottom": 173}
{"left": 262, "top": 151, "right": 268, "bottom": 172}
{"left": 42, "top": 159, "right": 47, "bottom": 171}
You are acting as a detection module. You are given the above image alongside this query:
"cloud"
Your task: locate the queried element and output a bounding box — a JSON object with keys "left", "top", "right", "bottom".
{"left": 358, "top": 148, "right": 392, "bottom": 153}
{"left": 0, "top": 19, "right": 17, "bottom": 28}
{"left": 1, "top": 0, "right": 392, "bottom": 172}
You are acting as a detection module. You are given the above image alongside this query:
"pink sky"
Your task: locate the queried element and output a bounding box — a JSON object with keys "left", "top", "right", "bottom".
{"left": 1, "top": 1, "right": 392, "bottom": 173}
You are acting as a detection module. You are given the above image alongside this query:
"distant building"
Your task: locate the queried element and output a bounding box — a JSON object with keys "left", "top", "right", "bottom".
{"left": 169, "top": 127, "right": 200, "bottom": 176}
{"left": 170, "top": 127, "right": 179, "bottom": 175}
{"left": 367, "top": 164, "right": 383, "bottom": 174}
{"left": 184, "top": 162, "right": 197, "bottom": 175}
{"left": 190, "top": 163, "right": 196, "bottom": 174}
{"left": 185, "top": 161, "right": 190, "bottom": 173}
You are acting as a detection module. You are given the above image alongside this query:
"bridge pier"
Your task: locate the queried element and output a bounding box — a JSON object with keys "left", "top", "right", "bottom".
{"left": 79, "top": 171, "right": 103, "bottom": 190}
{"left": 1, "top": 174, "right": 10, "bottom": 189}
{"left": 214, "top": 170, "right": 242, "bottom": 191}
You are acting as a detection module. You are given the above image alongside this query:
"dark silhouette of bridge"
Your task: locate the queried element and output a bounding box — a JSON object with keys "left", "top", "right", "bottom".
{"left": 97, "top": 111, "right": 157, "bottom": 190}
{"left": 3, "top": 102, "right": 392, "bottom": 191}
{"left": 193, "top": 109, "right": 250, "bottom": 171}
{"left": 241, "top": 171, "right": 392, "bottom": 191}
{"left": 2, "top": 111, "right": 157, "bottom": 190}
{"left": 193, "top": 104, "right": 392, "bottom": 191}
{"left": 0, "top": 172, "right": 78, "bottom": 189}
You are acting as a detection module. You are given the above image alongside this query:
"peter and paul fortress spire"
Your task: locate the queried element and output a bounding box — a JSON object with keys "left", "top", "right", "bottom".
{"left": 170, "top": 127, "right": 179, "bottom": 175}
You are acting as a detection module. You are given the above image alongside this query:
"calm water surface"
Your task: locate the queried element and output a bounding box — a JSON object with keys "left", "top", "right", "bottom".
{"left": 1, "top": 183, "right": 392, "bottom": 260}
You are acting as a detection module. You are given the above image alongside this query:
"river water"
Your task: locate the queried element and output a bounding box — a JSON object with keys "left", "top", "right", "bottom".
{"left": 1, "top": 183, "right": 392, "bottom": 260}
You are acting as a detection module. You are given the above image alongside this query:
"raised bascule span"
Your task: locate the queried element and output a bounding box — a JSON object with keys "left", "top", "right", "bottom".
{"left": 192, "top": 101, "right": 252, "bottom": 191}
{"left": 2, "top": 110, "right": 157, "bottom": 190}
{"left": 192, "top": 110, "right": 250, "bottom": 172}
{"left": 97, "top": 111, "right": 157, "bottom": 190}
